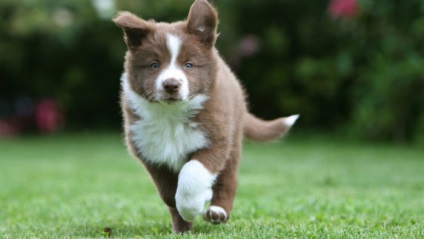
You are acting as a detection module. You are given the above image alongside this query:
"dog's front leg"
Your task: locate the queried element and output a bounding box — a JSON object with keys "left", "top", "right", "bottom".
{"left": 175, "top": 159, "right": 217, "bottom": 222}
{"left": 175, "top": 143, "right": 229, "bottom": 222}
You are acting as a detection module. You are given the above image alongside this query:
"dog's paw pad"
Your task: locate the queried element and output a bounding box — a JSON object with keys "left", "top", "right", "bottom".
{"left": 203, "top": 205, "right": 228, "bottom": 224}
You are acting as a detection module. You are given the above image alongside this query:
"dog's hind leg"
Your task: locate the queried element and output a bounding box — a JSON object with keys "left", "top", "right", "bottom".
{"left": 169, "top": 207, "right": 193, "bottom": 233}
{"left": 143, "top": 164, "right": 192, "bottom": 233}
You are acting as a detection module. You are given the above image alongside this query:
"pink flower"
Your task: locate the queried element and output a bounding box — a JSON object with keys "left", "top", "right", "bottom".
{"left": 238, "top": 35, "right": 260, "bottom": 57}
{"left": 0, "top": 119, "right": 21, "bottom": 137}
{"left": 328, "top": 0, "right": 360, "bottom": 19}
{"left": 35, "top": 99, "right": 64, "bottom": 133}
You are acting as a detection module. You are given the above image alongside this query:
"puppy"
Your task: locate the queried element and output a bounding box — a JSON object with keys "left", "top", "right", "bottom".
{"left": 114, "top": 0, "right": 298, "bottom": 233}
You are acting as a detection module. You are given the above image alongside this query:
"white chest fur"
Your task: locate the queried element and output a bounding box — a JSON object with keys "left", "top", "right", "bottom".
{"left": 122, "top": 74, "right": 209, "bottom": 172}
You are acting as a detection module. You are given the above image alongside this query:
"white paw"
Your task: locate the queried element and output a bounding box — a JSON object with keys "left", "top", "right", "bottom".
{"left": 203, "top": 205, "right": 228, "bottom": 224}
{"left": 175, "top": 160, "right": 217, "bottom": 222}
{"left": 176, "top": 188, "right": 211, "bottom": 222}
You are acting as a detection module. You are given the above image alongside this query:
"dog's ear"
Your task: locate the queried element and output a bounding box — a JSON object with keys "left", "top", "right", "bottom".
{"left": 187, "top": 0, "right": 218, "bottom": 47}
{"left": 113, "top": 12, "right": 153, "bottom": 51}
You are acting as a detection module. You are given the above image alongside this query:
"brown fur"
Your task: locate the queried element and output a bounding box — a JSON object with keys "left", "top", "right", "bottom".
{"left": 244, "top": 113, "right": 294, "bottom": 142}
{"left": 114, "top": 0, "right": 297, "bottom": 233}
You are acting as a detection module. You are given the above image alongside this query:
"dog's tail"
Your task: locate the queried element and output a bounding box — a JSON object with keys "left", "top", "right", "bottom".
{"left": 243, "top": 112, "right": 299, "bottom": 142}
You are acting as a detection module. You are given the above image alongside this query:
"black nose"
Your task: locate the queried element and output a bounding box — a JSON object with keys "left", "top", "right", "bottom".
{"left": 163, "top": 79, "right": 180, "bottom": 93}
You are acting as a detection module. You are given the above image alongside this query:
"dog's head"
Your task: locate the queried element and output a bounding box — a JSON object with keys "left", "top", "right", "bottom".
{"left": 114, "top": 0, "right": 218, "bottom": 103}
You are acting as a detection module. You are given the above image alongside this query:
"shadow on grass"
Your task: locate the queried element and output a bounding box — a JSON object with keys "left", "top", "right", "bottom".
{"left": 71, "top": 221, "right": 220, "bottom": 238}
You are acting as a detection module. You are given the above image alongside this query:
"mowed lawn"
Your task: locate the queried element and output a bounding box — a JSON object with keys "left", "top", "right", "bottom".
{"left": 0, "top": 132, "right": 423, "bottom": 238}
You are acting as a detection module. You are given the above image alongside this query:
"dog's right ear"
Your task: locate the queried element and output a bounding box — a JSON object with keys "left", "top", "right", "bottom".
{"left": 113, "top": 12, "right": 152, "bottom": 51}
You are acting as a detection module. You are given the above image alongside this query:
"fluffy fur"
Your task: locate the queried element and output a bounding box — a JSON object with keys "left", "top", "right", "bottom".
{"left": 175, "top": 160, "right": 217, "bottom": 222}
{"left": 114, "top": 0, "right": 298, "bottom": 233}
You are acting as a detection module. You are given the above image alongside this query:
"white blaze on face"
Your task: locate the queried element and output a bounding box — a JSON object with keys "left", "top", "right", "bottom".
{"left": 155, "top": 33, "right": 189, "bottom": 101}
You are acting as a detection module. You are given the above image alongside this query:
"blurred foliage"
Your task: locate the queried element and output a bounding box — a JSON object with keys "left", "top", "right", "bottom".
{"left": 0, "top": 0, "right": 423, "bottom": 142}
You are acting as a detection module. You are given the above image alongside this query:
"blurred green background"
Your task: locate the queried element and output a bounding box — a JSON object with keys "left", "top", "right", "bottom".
{"left": 1, "top": 0, "right": 423, "bottom": 143}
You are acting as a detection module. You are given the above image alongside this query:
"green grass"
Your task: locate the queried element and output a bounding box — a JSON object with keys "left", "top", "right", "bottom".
{"left": 1, "top": 132, "right": 423, "bottom": 238}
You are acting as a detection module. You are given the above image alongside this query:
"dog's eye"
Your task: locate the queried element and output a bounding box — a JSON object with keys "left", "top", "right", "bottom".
{"left": 184, "top": 63, "right": 193, "bottom": 69}
{"left": 150, "top": 62, "right": 160, "bottom": 69}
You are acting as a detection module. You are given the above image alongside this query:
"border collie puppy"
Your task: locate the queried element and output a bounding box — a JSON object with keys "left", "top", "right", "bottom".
{"left": 114, "top": 0, "right": 298, "bottom": 233}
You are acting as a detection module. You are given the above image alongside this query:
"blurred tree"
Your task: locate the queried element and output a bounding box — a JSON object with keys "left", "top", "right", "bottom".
{"left": 348, "top": 0, "right": 424, "bottom": 142}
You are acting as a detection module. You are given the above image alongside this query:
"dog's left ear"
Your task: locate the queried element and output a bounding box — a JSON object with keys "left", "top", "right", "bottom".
{"left": 187, "top": 0, "right": 218, "bottom": 47}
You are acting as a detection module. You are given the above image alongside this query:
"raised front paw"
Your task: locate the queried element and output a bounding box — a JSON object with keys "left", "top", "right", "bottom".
{"left": 175, "top": 188, "right": 212, "bottom": 222}
{"left": 203, "top": 205, "right": 228, "bottom": 224}
{"left": 175, "top": 160, "right": 217, "bottom": 222}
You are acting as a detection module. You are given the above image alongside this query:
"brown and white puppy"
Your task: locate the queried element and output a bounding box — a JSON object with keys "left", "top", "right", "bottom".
{"left": 114, "top": 0, "right": 298, "bottom": 233}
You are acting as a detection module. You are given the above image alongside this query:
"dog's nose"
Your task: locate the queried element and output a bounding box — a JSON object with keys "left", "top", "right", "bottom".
{"left": 163, "top": 79, "right": 180, "bottom": 93}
